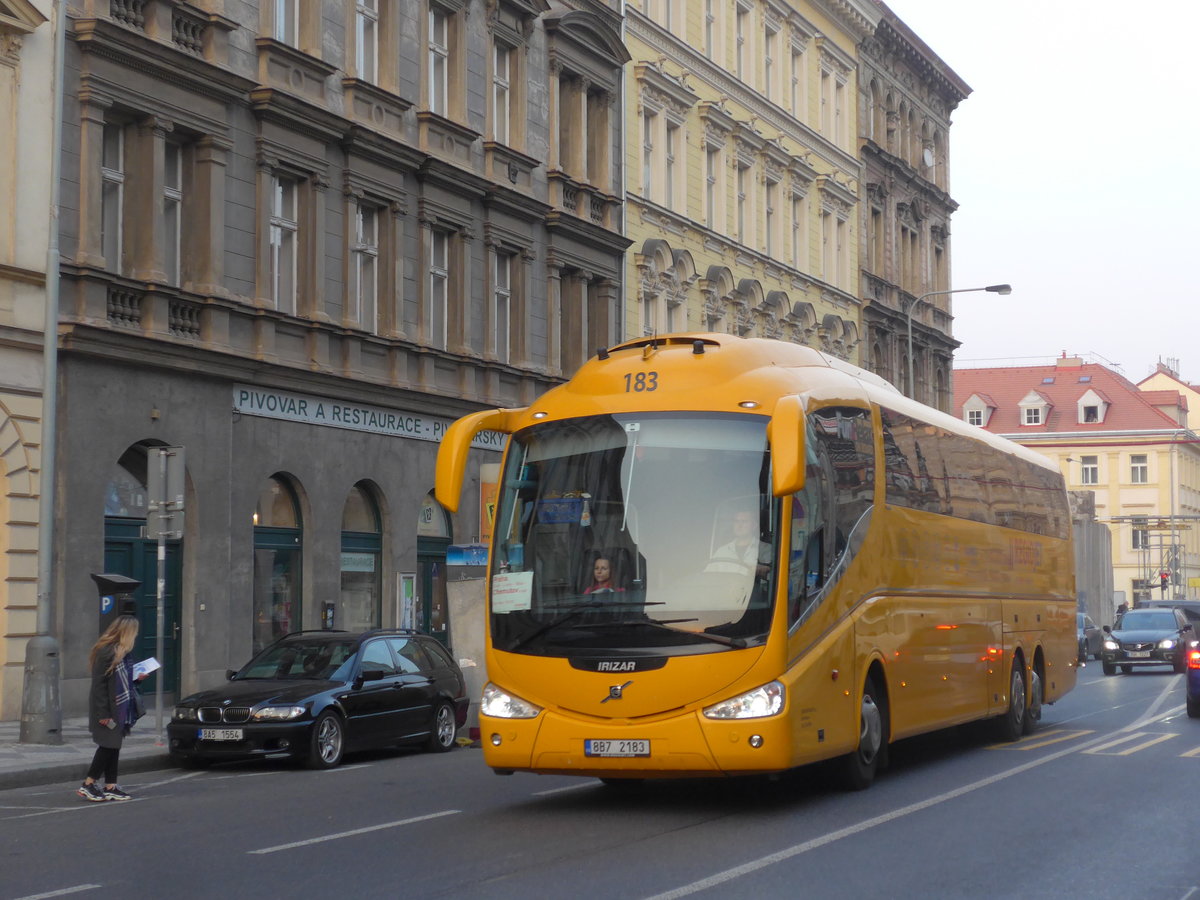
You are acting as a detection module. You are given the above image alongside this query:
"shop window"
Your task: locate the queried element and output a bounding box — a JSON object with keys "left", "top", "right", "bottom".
{"left": 339, "top": 484, "right": 382, "bottom": 633}
{"left": 253, "top": 476, "right": 303, "bottom": 653}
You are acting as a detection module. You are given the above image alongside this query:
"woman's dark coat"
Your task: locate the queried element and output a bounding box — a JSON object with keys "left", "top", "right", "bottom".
{"left": 87, "top": 647, "right": 125, "bottom": 750}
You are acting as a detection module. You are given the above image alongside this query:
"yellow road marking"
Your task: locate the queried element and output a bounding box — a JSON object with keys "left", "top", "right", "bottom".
{"left": 1083, "top": 732, "right": 1177, "bottom": 756}
{"left": 986, "top": 728, "right": 1094, "bottom": 751}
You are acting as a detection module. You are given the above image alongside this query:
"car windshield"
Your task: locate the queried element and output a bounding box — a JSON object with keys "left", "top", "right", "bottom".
{"left": 1117, "top": 611, "right": 1177, "bottom": 631}
{"left": 235, "top": 637, "right": 358, "bottom": 680}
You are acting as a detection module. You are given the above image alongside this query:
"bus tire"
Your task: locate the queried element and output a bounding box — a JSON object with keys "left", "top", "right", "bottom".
{"left": 1022, "top": 667, "right": 1042, "bottom": 736}
{"left": 840, "top": 676, "right": 885, "bottom": 791}
{"left": 992, "top": 660, "right": 1025, "bottom": 742}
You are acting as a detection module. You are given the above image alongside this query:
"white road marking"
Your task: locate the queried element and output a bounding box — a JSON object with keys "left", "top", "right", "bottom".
{"left": 643, "top": 684, "right": 1188, "bottom": 900}
{"left": 247, "top": 809, "right": 460, "bottom": 855}
{"left": 130, "top": 770, "right": 205, "bottom": 789}
{"left": 10, "top": 885, "right": 101, "bottom": 899}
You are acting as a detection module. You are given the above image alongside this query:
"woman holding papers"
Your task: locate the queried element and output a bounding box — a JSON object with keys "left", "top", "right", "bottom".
{"left": 78, "top": 615, "right": 147, "bottom": 802}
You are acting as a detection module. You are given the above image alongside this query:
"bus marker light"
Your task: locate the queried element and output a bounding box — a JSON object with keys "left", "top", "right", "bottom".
{"left": 738, "top": 401, "right": 760, "bottom": 409}
{"left": 749, "top": 735, "right": 764, "bottom": 748}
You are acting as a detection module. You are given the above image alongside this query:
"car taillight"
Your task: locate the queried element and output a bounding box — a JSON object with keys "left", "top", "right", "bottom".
{"left": 1188, "top": 649, "right": 1200, "bottom": 670}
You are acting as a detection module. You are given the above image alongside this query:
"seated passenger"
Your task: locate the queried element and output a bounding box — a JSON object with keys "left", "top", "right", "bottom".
{"left": 584, "top": 556, "right": 625, "bottom": 595}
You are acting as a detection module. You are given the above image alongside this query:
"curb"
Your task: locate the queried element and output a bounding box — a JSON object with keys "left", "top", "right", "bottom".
{"left": 0, "top": 752, "right": 177, "bottom": 792}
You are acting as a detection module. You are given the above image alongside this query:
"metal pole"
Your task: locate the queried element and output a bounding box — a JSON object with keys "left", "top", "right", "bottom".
{"left": 20, "top": 0, "right": 67, "bottom": 745}
{"left": 904, "top": 284, "right": 1012, "bottom": 401}
{"left": 155, "top": 450, "right": 167, "bottom": 746}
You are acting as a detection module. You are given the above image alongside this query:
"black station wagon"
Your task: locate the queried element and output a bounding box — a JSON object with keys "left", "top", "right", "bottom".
{"left": 168, "top": 630, "right": 468, "bottom": 769}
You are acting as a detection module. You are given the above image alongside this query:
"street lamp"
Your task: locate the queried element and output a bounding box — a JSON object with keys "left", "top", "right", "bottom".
{"left": 906, "top": 283, "right": 1012, "bottom": 400}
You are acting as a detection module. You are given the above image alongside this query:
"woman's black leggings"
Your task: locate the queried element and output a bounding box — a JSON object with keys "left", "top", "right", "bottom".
{"left": 86, "top": 746, "right": 120, "bottom": 784}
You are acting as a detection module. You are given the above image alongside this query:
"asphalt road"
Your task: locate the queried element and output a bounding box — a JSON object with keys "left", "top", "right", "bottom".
{"left": 2, "top": 665, "right": 1197, "bottom": 900}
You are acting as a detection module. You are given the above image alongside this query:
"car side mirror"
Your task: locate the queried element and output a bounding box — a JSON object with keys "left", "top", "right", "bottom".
{"left": 354, "top": 669, "right": 386, "bottom": 688}
{"left": 225, "top": 669, "right": 236, "bottom": 681}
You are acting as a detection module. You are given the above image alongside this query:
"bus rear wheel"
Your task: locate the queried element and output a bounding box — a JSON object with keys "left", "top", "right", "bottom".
{"left": 993, "top": 661, "right": 1025, "bottom": 742}
{"left": 840, "top": 677, "right": 884, "bottom": 791}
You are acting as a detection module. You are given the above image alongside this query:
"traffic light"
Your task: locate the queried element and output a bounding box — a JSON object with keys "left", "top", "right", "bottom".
{"left": 1160, "top": 571, "right": 1170, "bottom": 591}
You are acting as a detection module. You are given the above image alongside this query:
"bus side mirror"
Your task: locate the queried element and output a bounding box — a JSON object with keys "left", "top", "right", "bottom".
{"left": 434, "top": 407, "right": 525, "bottom": 512}
{"left": 769, "top": 395, "right": 806, "bottom": 497}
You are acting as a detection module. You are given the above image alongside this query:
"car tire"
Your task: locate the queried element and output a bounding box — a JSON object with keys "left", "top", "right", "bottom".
{"left": 1121, "top": 665, "right": 1133, "bottom": 675}
{"left": 992, "top": 661, "right": 1025, "bottom": 742}
{"left": 1102, "top": 661, "right": 1116, "bottom": 676}
{"left": 840, "top": 675, "right": 885, "bottom": 790}
{"left": 426, "top": 701, "right": 457, "bottom": 753}
{"left": 1173, "top": 657, "right": 1187, "bottom": 675}
{"left": 306, "top": 711, "right": 345, "bottom": 769}
{"left": 1189, "top": 696, "right": 1200, "bottom": 719}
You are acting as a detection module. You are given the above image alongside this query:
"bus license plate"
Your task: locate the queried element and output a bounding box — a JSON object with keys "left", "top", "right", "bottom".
{"left": 1126, "top": 651, "right": 1150, "bottom": 659}
{"left": 585, "top": 739, "right": 650, "bottom": 757}
{"left": 198, "top": 728, "right": 244, "bottom": 741}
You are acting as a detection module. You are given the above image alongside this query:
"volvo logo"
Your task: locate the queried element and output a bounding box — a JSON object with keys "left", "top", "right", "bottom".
{"left": 601, "top": 681, "right": 633, "bottom": 703}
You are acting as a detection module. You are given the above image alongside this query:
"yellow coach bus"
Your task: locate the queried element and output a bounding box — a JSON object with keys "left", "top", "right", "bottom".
{"left": 435, "top": 334, "right": 1076, "bottom": 788}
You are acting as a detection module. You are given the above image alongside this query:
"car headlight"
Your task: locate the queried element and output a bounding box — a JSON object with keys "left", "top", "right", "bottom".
{"left": 173, "top": 706, "right": 198, "bottom": 722}
{"left": 1159, "top": 639, "right": 1177, "bottom": 650}
{"left": 481, "top": 682, "right": 541, "bottom": 719}
{"left": 1103, "top": 640, "right": 1119, "bottom": 651}
{"left": 703, "top": 681, "right": 785, "bottom": 719}
{"left": 251, "top": 705, "right": 306, "bottom": 721}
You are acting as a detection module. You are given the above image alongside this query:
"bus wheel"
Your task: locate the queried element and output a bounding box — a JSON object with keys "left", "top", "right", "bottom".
{"left": 840, "top": 677, "right": 884, "bottom": 791}
{"left": 1022, "top": 668, "right": 1042, "bottom": 736}
{"left": 993, "top": 661, "right": 1025, "bottom": 742}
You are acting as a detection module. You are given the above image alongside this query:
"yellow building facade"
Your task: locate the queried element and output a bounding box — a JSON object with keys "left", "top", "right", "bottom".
{"left": 623, "top": 0, "right": 879, "bottom": 356}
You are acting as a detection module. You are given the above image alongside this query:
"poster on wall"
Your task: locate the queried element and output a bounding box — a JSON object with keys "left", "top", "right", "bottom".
{"left": 480, "top": 463, "right": 500, "bottom": 544}
{"left": 397, "top": 573, "right": 416, "bottom": 630}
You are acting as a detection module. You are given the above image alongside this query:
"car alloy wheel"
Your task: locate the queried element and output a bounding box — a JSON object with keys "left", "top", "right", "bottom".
{"left": 306, "top": 711, "right": 345, "bottom": 769}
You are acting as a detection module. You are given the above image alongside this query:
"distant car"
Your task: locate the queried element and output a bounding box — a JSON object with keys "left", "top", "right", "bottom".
{"left": 1101, "top": 608, "right": 1193, "bottom": 676}
{"left": 168, "top": 629, "right": 468, "bottom": 769}
{"left": 1187, "top": 644, "right": 1200, "bottom": 718}
{"left": 1077, "top": 612, "right": 1102, "bottom": 662}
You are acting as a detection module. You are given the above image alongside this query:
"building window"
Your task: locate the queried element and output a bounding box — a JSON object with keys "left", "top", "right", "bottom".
{"left": 967, "top": 409, "right": 982, "bottom": 426}
{"left": 642, "top": 111, "right": 654, "bottom": 199}
{"left": 1131, "top": 517, "right": 1149, "bottom": 551}
{"left": 269, "top": 176, "right": 298, "bottom": 315}
{"left": 764, "top": 179, "right": 777, "bottom": 257}
{"left": 664, "top": 122, "right": 678, "bottom": 207}
{"left": 163, "top": 142, "right": 182, "bottom": 287}
{"left": 1023, "top": 407, "right": 1042, "bottom": 426}
{"left": 428, "top": 7, "right": 449, "bottom": 116}
{"left": 340, "top": 484, "right": 382, "bottom": 633}
{"left": 274, "top": 0, "right": 298, "bottom": 44}
{"left": 352, "top": 203, "right": 379, "bottom": 331}
{"left": 101, "top": 123, "right": 125, "bottom": 273}
{"left": 429, "top": 230, "right": 449, "bottom": 349}
{"left": 1080, "top": 455, "right": 1098, "bottom": 485}
{"left": 706, "top": 147, "right": 719, "bottom": 229}
{"left": 1083, "top": 405, "right": 1099, "bottom": 423}
{"left": 1130, "top": 454, "right": 1149, "bottom": 484}
{"left": 493, "top": 43, "right": 511, "bottom": 145}
{"left": 790, "top": 45, "right": 805, "bottom": 121}
{"left": 252, "top": 475, "right": 302, "bottom": 654}
{"left": 792, "top": 193, "right": 806, "bottom": 269}
{"left": 821, "top": 209, "right": 833, "bottom": 282}
{"left": 355, "top": 0, "right": 378, "bottom": 81}
{"left": 705, "top": 0, "right": 716, "bottom": 59}
{"left": 736, "top": 162, "right": 749, "bottom": 244}
{"left": 735, "top": 4, "right": 748, "bottom": 80}
{"left": 493, "top": 250, "right": 512, "bottom": 364}
{"left": 764, "top": 24, "right": 776, "bottom": 100}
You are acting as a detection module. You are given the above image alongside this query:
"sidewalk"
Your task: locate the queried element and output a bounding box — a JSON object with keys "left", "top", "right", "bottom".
{"left": 0, "top": 714, "right": 176, "bottom": 790}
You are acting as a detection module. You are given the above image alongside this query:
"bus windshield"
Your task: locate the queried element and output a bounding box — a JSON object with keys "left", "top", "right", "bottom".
{"left": 488, "top": 412, "right": 779, "bottom": 656}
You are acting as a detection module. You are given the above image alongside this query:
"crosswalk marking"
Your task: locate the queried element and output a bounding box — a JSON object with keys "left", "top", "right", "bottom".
{"left": 1179, "top": 744, "right": 1200, "bottom": 758}
{"left": 1083, "top": 732, "right": 1177, "bottom": 756}
{"left": 989, "top": 728, "right": 1094, "bottom": 750}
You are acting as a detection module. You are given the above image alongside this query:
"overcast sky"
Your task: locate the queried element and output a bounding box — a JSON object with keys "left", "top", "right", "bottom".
{"left": 885, "top": 1, "right": 1200, "bottom": 383}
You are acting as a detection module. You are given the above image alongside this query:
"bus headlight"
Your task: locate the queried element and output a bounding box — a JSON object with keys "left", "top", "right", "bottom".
{"left": 481, "top": 682, "right": 542, "bottom": 719}
{"left": 703, "top": 681, "right": 785, "bottom": 719}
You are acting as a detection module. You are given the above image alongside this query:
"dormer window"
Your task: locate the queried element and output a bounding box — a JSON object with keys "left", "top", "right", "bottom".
{"left": 1076, "top": 388, "right": 1109, "bottom": 425}
{"left": 1018, "top": 390, "right": 1051, "bottom": 427}
{"left": 961, "top": 392, "right": 995, "bottom": 428}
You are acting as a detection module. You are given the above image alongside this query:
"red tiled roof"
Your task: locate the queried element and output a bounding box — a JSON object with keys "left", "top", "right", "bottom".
{"left": 953, "top": 361, "right": 1182, "bottom": 434}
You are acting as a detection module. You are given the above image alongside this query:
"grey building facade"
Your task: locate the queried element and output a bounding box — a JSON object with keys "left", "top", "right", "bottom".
{"left": 47, "top": 0, "right": 629, "bottom": 715}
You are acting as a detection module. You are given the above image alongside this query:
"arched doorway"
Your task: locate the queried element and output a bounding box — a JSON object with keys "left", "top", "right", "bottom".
{"left": 416, "top": 491, "right": 451, "bottom": 645}
{"left": 339, "top": 482, "right": 383, "bottom": 632}
{"left": 103, "top": 444, "right": 182, "bottom": 694}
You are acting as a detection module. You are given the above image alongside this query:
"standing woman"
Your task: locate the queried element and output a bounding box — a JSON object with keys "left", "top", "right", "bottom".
{"left": 78, "top": 614, "right": 141, "bottom": 802}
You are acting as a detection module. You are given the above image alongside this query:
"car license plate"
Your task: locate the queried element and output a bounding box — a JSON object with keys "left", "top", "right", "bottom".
{"left": 198, "top": 728, "right": 244, "bottom": 741}
{"left": 584, "top": 739, "right": 650, "bottom": 757}
{"left": 1126, "top": 651, "right": 1150, "bottom": 659}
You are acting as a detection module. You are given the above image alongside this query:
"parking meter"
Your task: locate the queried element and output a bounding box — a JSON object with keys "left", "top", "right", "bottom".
{"left": 92, "top": 573, "right": 140, "bottom": 634}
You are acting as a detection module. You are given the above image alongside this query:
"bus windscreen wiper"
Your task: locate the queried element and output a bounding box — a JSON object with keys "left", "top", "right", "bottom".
{"left": 611, "top": 617, "right": 747, "bottom": 648}
{"left": 508, "top": 599, "right": 662, "bottom": 651}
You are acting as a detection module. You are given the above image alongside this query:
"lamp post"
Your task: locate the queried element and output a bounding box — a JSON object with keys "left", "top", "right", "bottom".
{"left": 906, "top": 283, "right": 1012, "bottom": 401}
